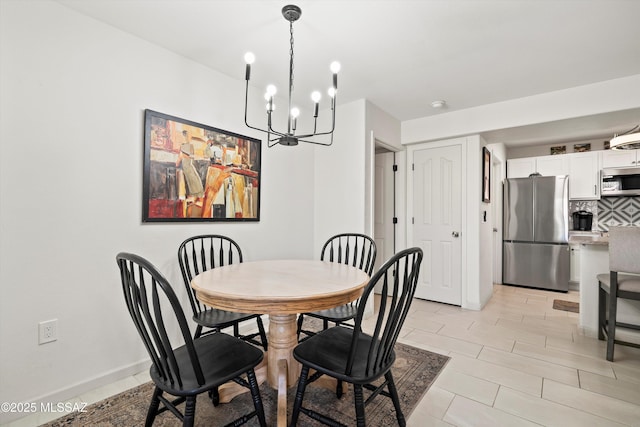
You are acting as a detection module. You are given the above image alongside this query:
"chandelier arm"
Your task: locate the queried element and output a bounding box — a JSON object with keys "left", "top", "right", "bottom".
{"left": 295, "top": 136, "right": 333, "bottom": 146}
{"left": 294, "top": 98, "right": 337, "bottom": 139}
{"left": 244, "top": 80, "right": 291, "bottom": 139}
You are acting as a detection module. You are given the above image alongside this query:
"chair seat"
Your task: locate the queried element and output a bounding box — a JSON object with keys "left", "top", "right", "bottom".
{"left": 195, "top": 308, "right": 261, "bottom": 329}
{"left": 293, "top": 326, "right": 394, "bottom": 384}
{"left": 597, "top": 273, "right": 640, "bottom": 293}
{"left": 305, "top": 303, "right": 358, "bottom": 323}
{"left": 151, "top": 332, "right": 264, "bottom": 396}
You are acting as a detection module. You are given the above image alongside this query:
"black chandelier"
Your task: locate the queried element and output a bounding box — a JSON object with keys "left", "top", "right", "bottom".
{"left": 243, "top": 4, "right": 340, "bottom": 147}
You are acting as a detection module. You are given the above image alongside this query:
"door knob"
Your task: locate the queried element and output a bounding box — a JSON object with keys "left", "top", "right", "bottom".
{"left": 452, "top": 231, "right": 459, "bottom": 238}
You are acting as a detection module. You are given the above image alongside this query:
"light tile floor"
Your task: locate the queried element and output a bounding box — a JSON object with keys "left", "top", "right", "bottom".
{"left": 4, "top": 284, "right": 640, "bottom": 426}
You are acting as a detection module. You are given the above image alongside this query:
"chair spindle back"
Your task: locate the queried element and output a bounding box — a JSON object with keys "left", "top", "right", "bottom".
{"left": 178, "top": 235, "right": 243, "bottom": 315}
{"left": 348, "top": 247, "right": 423, "bottom": 377}
{"left": 321, "top": 233, "right": 377, "bottom": 275}
{"left": 117, "top": 252, "right": 204, "bottom": 388}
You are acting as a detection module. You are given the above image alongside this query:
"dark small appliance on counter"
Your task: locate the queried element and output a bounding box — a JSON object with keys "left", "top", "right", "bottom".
{"left": 572, "top": 210, "right": 593, "bottom": 231}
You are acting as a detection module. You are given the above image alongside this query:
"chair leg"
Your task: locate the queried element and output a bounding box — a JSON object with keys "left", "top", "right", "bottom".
{"left": 145, "top": 387, "right": 162, "bottom": 427}
{"left": 336, "top": 380, "right": 343, "bottom": 398}
{"left": 296, "top": 314, "right": 305, "bottom": 340}
{"left": 256, "top": 316, "right": 268, "bottom": 351}
{"left": 193, "top": 325, "right": 203, "bottom": 339}
{"left": 353, "top": 384, "right": 366, "bottom": 427}
{"left": 598, "top": 284, "right": 606, "bottom": 341}
{"left": 182, "top": 396, "right": 196, "bottom": 427}
{"left": 607, "top": 291, "right": 618, "bottom": 361}
{"left": 208, "top": 387, "right": 220, "bottom": 406}
{"left": 290, "top": 365, "right": 310, "bottom": 427}
{"left": 386, "top": 371, "right": 406, "bottom": 427}
{"left": 247, "top": 369, "right": 267, "bottom": 427}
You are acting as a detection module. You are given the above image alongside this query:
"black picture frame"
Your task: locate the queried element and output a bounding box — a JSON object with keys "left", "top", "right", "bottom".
{"left": 482, "top": 147, "right": 491, "bottom": 203}
{"left": 143, "top": 109, "right": 261, "bottom": 222}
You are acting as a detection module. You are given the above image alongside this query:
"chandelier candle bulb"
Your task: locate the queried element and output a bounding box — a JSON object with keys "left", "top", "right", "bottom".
{"left": 312, "top": 91, "right": 321, "bottom": 117}
{"left": 331, "top": 61, "right": 340, "bottom": 90}
{"left": 244, "top": 52, "right": 255, "bottom": 80}
{"left": 291, "top": 108, "right": 300, "bottom": 131}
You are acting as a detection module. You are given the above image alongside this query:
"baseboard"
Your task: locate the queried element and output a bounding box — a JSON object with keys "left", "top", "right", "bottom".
{"left": 2, "top": 318, "right": 270, "bottom": 424}
{"left": 0, "top": 358, "right": 149, "bottom": 424}
{"left": 569, "top": 280, "right": 579, "bottom": 291}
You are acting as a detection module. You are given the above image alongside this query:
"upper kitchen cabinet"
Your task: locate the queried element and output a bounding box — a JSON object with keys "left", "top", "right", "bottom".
{"left": 567, "top": 151, "right": 600, "bottom": 200}
{"left": 601, "top": 148, "right": 640, "bottom": 168}
{"left": 506, "top": 157, "right": 536, "bottom": 178}
{"left": 536, "top": 155, "right": 569, "bottom": 177}
{"left": 506, "top": 155, "right": 568, "bottom": 178}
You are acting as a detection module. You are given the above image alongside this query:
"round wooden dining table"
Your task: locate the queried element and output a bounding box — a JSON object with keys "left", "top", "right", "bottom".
{"left": 191, "top": 259, "right": 370, "bottom": 426}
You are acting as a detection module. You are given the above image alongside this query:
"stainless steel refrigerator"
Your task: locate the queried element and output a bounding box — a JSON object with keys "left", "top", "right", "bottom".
{"left": 503, "top": 175, "right": 570, "bottom": 292}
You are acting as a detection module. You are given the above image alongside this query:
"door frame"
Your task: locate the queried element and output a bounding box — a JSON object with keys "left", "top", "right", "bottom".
{"left": 373, "top": 142, "right": 400, "bottom": 295}
{"left": 492, "top": 153, "right": 504, "bottom": 285}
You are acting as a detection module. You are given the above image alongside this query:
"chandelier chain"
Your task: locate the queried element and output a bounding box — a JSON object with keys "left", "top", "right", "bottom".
{"left": 289, "top": 20, "right": 295, "bottom": 94}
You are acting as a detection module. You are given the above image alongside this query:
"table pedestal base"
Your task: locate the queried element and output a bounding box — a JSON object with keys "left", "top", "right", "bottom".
{"left": 215, "top": 314, "right": 343, "bottom": 427}
{"left": 267, "top": 314, "right": 301, "bottom": 387}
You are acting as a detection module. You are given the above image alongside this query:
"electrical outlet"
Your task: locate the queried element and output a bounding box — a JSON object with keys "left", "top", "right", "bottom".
{"left": 38, "top": 319, "right": 58, "bottom": 344}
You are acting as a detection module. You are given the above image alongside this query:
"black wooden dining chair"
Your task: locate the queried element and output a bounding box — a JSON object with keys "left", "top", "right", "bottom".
{"left": 116, "top": 252, "right": 266, "bottom": 427}
{"left": 597, "top": 226, "right": 640, "bottom": 361}
{"left": 178, "top": 235, "right": 267, "bottom": 350}
{"left": 297, "top": 233, "right": 377, "bottom": 342}
{"left": 290, "top": 247, "right": 423, "bottom": 427}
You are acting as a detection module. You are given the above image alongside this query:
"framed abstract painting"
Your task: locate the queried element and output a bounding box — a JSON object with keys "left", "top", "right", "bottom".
{"left": 142, "top": 109, "right": 261, "bottom": 222}
{"left": 482, "top": 147, "right": 491, "bottom": 203}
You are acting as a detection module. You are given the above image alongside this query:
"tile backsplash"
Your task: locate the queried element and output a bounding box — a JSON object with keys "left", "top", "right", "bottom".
{"left": 570, "top": 197, "right": 640, "bottom": 231}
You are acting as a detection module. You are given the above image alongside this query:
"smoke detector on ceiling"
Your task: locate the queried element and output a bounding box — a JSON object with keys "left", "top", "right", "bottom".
{"left": 431, "top": 100, "right": 446, "bottom": 109}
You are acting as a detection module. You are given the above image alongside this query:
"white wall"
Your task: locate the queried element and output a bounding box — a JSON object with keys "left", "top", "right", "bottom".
{"left": 365, "top": 101, "right": 404, "bottom": 249}
{"left": 0, "top": 1, "right": 367, "bottom": 419}
{"left": 507, "top": 137, "right": 607, "bottom": 159}
{"left": 313, "top": 100, "right": 367, "bottom": 257}
{"left": 401, "top": 74, "right": 640, "bottom": 145}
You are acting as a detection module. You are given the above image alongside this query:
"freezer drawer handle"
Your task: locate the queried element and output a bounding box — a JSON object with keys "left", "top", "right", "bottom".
{"left": 452, "top": 231, "right": 460, "bottom": 238}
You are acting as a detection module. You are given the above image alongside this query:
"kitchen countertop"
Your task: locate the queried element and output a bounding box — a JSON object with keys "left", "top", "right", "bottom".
{"left": 568, "top": 231, "right": 609, "bottom": 245}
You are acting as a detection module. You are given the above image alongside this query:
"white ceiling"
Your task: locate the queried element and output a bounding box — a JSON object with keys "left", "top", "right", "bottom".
{"left": 55, "top": 0, "right": 640, "bottom": 147}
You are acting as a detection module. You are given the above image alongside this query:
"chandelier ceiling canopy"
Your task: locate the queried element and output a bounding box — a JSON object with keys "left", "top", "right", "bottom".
{"left": 243, "top": 5, "right": 339, "bottom": 147}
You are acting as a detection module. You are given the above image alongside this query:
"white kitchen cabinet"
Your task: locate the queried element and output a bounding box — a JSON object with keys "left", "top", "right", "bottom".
{"left": 536, "top": 155, "right": 569, "bottom": 177}
{"left": 567, "top": 151, "right": 600, "bottom": 200}
{"left": 506, "top": 157, "right": 536, "bottom": 178}
{"left": 569, "top": 244, "right": 580, "bottom": 284}
{"left": 507, "top": 155, "right": 568, "bottom": 178}
{"left": 601, "top": 149, "right": 639, "bottom": 168}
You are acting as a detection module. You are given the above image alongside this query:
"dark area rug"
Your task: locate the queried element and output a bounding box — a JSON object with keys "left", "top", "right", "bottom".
{"left": 553, "top": 299, "right": 579, "bottom": 313}
{"left": 41, "top": 342, "right": 449, "bottom": 426}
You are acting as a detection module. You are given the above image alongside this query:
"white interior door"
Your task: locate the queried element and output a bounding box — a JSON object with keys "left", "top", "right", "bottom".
{"left": 374, "top": 151, "right": 395, "bottom": 293}
{"left": 412, "top": 145, "right": 462, "bottom": 305}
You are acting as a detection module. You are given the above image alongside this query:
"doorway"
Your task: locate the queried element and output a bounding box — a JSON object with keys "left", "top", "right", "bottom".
{"left": 374, "top": 143, "right": 397, "bottom": 293}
